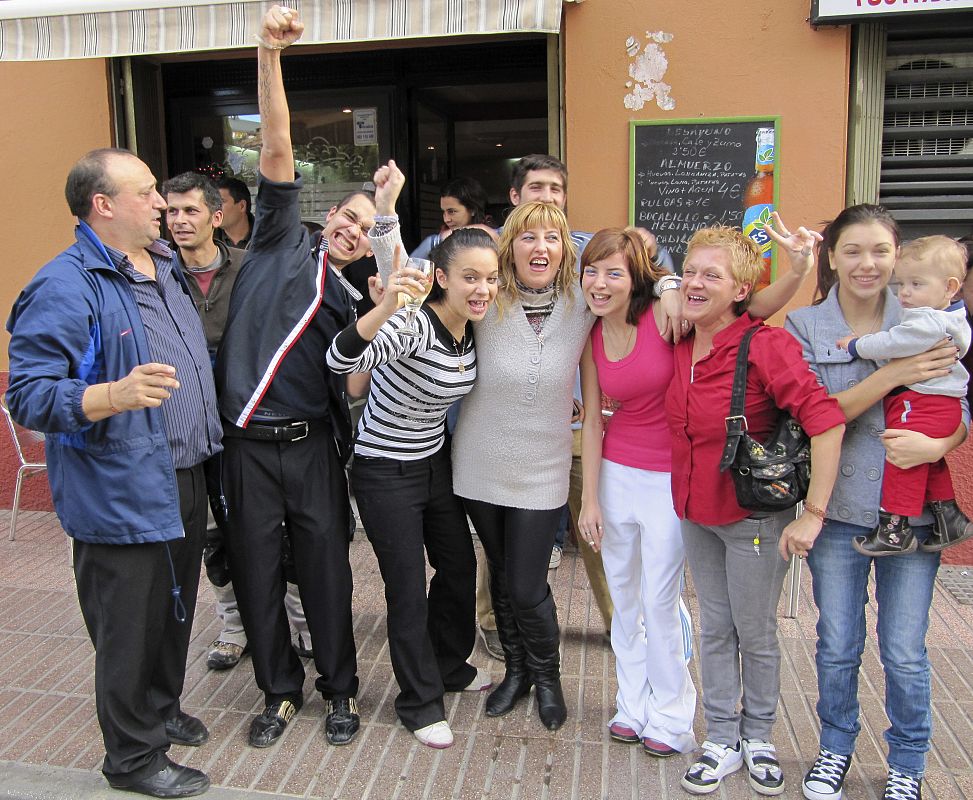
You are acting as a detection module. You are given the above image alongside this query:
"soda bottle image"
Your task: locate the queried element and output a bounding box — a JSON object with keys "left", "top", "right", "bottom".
{"left": 742, "top": 127, "right": 775, "bottom": 290}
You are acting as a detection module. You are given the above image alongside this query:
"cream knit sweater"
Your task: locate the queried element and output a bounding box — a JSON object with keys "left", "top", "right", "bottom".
{"left": 451, "top": 284, "right": 594, "bottom": 510}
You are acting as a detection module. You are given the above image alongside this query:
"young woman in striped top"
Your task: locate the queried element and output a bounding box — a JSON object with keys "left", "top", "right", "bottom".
{"left": 326, "top": 163, "right": 498, "bottom": 750}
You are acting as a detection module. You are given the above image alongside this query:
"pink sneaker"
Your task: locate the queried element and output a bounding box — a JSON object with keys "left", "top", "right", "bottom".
{"left": 608, "top": 722, "right": 640, "bottom": 744}
{"left": 643, "top": 738, "right": 678, "bottom": 758}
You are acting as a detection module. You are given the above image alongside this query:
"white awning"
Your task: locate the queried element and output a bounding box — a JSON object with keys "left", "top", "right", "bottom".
{"left": 0, "top": 0, "right": 566, "bottom": 61}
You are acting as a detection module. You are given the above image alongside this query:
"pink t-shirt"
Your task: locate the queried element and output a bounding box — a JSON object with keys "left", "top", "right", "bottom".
{"left": 592, "top": 305, "right": 673, "bottom": 473}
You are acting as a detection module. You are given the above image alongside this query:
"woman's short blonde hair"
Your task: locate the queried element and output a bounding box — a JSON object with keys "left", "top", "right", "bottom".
{"left": 496, "top": 201, "right": 577, "bottom": 313}
{"left": 685, "top": 226, "right": 762, "bottom": 312}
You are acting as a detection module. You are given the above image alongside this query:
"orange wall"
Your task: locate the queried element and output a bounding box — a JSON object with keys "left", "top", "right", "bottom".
{"left": 0, "top": 59, "right": 114, "bottom": 371}
{"left": 563, "top": 0, "right": 851, "bottom": 316}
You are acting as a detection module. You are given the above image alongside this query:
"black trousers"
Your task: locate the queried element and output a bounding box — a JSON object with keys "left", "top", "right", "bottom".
{"left": 463, "top": 500, "right": 560, "bottom": 613}
{"left": 352, "top": 447, "right": 476, "bottom": 731}
{"left": 73, "top": 465, "right": 207, "bottom": 784}
{"left": 221, "top": 425, "right": 358, "bottom": 704}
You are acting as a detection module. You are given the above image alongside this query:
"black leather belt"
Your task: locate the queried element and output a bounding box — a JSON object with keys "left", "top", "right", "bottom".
{"left": 223, "top": 419, "right": 326, "bottom": 442}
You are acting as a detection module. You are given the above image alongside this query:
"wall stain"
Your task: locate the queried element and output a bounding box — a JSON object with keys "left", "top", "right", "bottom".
{"left": 624, "top": 30, "right": 675, "bottom": 112}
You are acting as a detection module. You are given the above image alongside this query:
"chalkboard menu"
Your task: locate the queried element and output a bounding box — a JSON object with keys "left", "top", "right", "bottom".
{"left": 630, "top": 117, "right": 779, "bottom": 272}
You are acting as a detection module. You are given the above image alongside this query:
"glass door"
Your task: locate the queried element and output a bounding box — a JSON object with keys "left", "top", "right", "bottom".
{"left": 169, "top": 89, "right": 392, "bottom": 221}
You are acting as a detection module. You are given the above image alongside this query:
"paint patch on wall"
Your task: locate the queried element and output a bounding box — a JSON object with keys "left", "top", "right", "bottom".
{"left": 624, "top": 31, "right": 675, "bottom": 112}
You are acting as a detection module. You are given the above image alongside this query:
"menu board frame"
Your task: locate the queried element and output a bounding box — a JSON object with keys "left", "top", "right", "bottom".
{"left": 629, "top": 116, "right": 780, "bottom": 276}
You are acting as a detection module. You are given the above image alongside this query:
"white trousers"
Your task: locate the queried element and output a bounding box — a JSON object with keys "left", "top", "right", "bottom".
{"left": 599, "top": 459, "right": 697, "bottom": 752}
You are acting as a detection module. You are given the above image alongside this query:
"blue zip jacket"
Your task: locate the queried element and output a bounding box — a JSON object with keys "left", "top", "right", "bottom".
{"left": 6, "top": 223, "right": 186, "bottom": 544}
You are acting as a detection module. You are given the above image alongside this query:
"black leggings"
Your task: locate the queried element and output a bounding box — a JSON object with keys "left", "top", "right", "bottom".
{"left": 463, "top": 499, "right": 561, "bottom": 612}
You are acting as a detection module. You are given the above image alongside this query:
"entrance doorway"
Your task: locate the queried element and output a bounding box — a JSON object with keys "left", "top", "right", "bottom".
{"left": 156, "top": 36, "right": 551, "bottom": 249}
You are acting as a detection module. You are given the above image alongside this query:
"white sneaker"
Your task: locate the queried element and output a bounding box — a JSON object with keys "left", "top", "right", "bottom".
{"left": 463, "top": 666, "right": 494, "bottom": 691}
{"left": 549, "top": 546, "right": 562, "bottom": 569}
{"left": 681, "top": 740, "right": 743, "bottom": 794}
{"left": 802, "top": 749, "right": 851, "bottom": 800}
{"left": 414, "top": 720, "right": 453, "bottom": 749}
{"left": 742, "top": 738, "right": 784, "bottom": 796}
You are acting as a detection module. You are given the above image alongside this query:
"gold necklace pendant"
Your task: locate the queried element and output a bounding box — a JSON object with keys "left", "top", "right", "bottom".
{"left": 457, "top": 362, "right": 465, "bottom": 373}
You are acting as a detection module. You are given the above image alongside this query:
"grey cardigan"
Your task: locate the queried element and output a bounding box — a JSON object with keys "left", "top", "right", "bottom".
{"left": 785, "top": 286, "right": 954, "bottom": 529}
{"left": 452, "top": 285, "right": 594, "bottom": 510}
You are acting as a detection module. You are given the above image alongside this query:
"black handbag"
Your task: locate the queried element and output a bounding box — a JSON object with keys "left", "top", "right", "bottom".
{"left": 718, "top": 327, "right": 811, "bottom": 512}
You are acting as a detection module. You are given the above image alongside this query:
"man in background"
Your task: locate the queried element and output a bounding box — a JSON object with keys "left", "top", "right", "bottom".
{"left": 216, "top": 175, "right": 254, "bottom": 249}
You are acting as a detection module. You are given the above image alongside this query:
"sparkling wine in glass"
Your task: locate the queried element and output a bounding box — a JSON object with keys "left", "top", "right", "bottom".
{"left": 601, "top": 392, "right": 621, "bottom": 424}
{"left": 397, "top": 257, "right": 433, "bottom": 339}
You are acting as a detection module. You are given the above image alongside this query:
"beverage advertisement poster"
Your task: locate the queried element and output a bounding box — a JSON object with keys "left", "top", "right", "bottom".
{"left": 629, "top": 116, "right": 779, "bottom": 289}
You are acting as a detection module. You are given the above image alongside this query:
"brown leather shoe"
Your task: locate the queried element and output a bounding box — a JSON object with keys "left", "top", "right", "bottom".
{"left": 206, "top": 639, "right": 246, "bottom": 670}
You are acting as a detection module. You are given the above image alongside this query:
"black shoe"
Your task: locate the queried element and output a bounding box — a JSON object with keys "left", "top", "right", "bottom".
{"left": 164, "top": 712, "right": 209, "bottom": 747}
{"left": 325, "top": 697, "right": 360, "bottom": 745}
{"left": 853, "top": 511, "right": 916, "bottom": 557}
{"left": 485, "top": 576, "right": 531, "bottom": 716}
{"left": 802, "top": 748, "right": 851, "bottom": 800}
{"left": 534, "top": 678, "right": 567, "bottom": 730}
{"left": 485, "top": 669, "right": 532, "bottom": 717}
{"left": 248, "top": 699, "right": 300, "bottom": 748}
{"left": 519, "top": 590, "right": 567, "bottom": 731}
{"left": 883, "top": 769, "right": 921, "bottom": 800}
{"left": 108, "top": 759, "right": 210, "bottom": 798}
{"left": 921, "top": 499, "right": 973, "bottom": 552}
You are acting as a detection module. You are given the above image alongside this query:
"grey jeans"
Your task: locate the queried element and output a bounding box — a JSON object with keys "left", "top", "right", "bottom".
{"left": 681, "top": 510, "right": 791, "bottom": 745}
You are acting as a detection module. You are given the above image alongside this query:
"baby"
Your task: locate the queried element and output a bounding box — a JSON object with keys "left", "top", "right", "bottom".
{"left": 837, "top": 235, "right": 972, "bottom": 556}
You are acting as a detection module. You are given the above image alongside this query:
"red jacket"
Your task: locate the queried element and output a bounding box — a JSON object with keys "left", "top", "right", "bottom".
{"left": 666, "top": 313, "right": 845, "bottom": 525}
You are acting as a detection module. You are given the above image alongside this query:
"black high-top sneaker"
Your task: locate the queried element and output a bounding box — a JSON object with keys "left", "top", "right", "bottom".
{"left": 921, "top": 499, "right": 973, "bottom": 552}
{"left": 882, "top": 769, "right": 921, "bottom": 800}
{"left": 853, "top": 511, "right": 916, "bottom": 557}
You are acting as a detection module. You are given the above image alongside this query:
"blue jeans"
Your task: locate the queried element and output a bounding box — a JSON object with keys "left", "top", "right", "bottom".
{"left": 807, "top": 519, "right": 940, "bottom": 778}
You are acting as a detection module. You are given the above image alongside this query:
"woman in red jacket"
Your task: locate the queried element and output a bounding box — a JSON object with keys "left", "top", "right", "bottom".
{"left": 666, "top": 226, "right": 846, "bottom": 797}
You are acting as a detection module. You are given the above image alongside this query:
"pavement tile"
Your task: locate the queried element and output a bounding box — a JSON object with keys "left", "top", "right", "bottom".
{"left": 5, "top": 513, "right": 973, "bottom": 799}
{"left": 0, "top": 691, "right": 69, "bottom": 762}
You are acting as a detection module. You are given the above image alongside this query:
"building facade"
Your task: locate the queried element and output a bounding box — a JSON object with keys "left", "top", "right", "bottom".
{"left": 0, "top": 0, "right": 971, "bottom": 510}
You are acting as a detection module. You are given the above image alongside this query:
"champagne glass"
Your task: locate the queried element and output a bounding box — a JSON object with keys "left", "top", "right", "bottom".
{"left": 601, "top": 392, "right": 621, "bottom": 425}
{"left": 397, "top": 257, "right": 434, "bottom": 339}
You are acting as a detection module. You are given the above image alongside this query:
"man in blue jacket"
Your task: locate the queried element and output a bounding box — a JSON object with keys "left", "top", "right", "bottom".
{"left": 6, "top": 148, "right": 222, "bottom": 798}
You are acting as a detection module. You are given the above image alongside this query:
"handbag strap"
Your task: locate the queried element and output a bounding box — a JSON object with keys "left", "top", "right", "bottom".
{"left": 719, "top": 326, "right": 759, "bottom": 472}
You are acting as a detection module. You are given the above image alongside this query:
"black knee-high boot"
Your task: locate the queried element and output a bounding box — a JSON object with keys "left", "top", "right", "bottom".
{"left": 485, "top": 581, "right": 531, "bottom": 717}
{"left": 519, "top": 590, "right": 566, "bottom": 730}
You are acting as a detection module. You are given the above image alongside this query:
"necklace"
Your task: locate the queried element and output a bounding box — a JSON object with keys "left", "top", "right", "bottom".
{"left": 846, "top": 303, "right": 884, "bottom": 337}
{"left": 451, "top": 333, "right": 466, "bottom": 373}
{"left": 602, "top": 319, "right": 636, "bottom": 361}
{"left": 428, "top": 300, "right": 468, "bottom": 372}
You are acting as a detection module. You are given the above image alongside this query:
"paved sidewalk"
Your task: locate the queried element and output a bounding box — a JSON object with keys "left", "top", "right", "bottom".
{"left": 2, "top": 511, "right": 973, "bottom": 799}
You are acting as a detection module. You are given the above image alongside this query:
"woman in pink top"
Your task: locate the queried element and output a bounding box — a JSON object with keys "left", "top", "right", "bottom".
{"left": 578, "top": 222, "right": 826, "bottom": 771}
{"left": 578, "top": 228, "right": 696, "bottom": 757}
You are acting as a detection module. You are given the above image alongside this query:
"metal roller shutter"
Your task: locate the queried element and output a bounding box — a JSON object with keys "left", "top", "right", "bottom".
{"left": 880, "top": 18, "right": 973, "bottom": 239}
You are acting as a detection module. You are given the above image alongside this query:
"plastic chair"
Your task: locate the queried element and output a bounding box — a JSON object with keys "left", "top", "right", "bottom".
{"left": 1, "top": 396, "right": 47, "bottom": 541}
